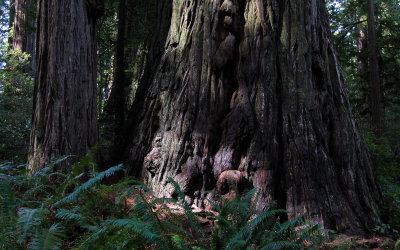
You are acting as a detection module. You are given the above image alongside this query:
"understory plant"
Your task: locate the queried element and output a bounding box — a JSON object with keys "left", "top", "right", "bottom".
{"left": 366, "top": 132, "right": 400, "bottom": 237}
{"left": 0, "top": 154, "right": 327, "bottom": 249}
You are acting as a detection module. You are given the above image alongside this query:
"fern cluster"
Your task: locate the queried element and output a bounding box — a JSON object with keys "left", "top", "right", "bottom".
{"left": 0, "top": 154, "right": 328, "bottom": 249}
{"left": 0, "top": 164, "right": 18, "bottom": 249}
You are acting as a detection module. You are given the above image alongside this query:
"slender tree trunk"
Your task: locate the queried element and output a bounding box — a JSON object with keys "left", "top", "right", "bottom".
{"left": 367, "top": 0, "right": 383, "bottom": 133}
{"left": 357, "top": 24, "right": 367, "bottom": 80}
{"left": 105, "top": 0, "right": 128, "bottom": 126}
{"left": 121, "top": 0, "right": 382, "bottom": 235}
{"left": 112, "top": 0, "right": 172, "bottom": 164}
{"left": 12, "top": 0, "right": 36, "bottom": 70}
{"left": 27, "top": 0, "right": 102, "bottom": 172}
{"left": 8, "top": 0, "right": 15, "bottom": 48}
{"left": 106, "top": 0, "right": 156, "bottom": 128}
{"left": 356, "top": 25, "right": 370, "bottom": 117}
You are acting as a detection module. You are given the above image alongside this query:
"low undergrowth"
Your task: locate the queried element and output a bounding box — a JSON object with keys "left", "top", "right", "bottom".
{"left": 365, "top": 132, "right": 400, "bottom": 240}
{"left": 0, "top": 155, "right": 328, "bottom": 249}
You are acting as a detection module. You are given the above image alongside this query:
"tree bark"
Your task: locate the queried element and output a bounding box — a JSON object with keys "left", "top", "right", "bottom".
{"left": 27, "top": 0, "right": 101, "bottom": 172}
{"left": 12, "top": 0, "right": 36, "bottom": 70}
{"left": 105, "top": 0, "right": 128, "bottom": 126}
{"left": 8, "top": 0, "right": 15, "bottom": 48}
{"left": 105, "top": 0, "right": 157, "bottom": 135}
{"left": 367, "top": 0, "right": 383, "bottom": 134}
{"left": 122, "top": 0, "right": 382, "bottom": 235}
{"left": 357, "top": 24, "right": 367, "bottom": 80}
{"left": 113, "top": 0, "right": 172, "bottom": 163}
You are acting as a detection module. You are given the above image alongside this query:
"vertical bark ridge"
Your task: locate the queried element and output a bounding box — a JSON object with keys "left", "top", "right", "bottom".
{"left": 123, "top": 0, "right": 382, "bottom": 235}
{"left": 12, "top": 0, "right": 36, "bottom": 70}
{"left": 27, "top": 0, "right": 99, "bottom": 172}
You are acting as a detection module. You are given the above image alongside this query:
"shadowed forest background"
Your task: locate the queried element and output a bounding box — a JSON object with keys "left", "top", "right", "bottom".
{"left": 0, "top": 0, "right": 399, "bottom": 249}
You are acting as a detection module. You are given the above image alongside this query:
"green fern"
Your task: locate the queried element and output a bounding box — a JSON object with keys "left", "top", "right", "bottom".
{"left": 54, "top": 164, "right": 123, "bottom": 206}
{"left": 55, "top": 208, "right": 98, "bottom": 231}
{"left": 171, "top": 235, "right": 191, "bottom": 250}
{"left": 205, "top": 188, "right": 327, "bottom": 249}
{"left": 17, "top": 207, "right": 48, "bottom": 240}
{"left": 226, "top": 207, "right": 286, "bottom": 249}
{"left": 27, "top": 223, "right": 65, "bottom": 250}
{"left": 76, "top": 179, "right": 207, "bottom": 249}
{"left": 0, "top": 157, "right": 330, "bottom": 249}
{"left": 259, "top": 241, "right": 301, "bottom": 250}
{"left": 168, "top": 177, "right": 205, "bottom": 238}
{"left": 208, "top": 189, "right": 260, "bottom": 248}
{"left": 76, "top": 217, "right": 161, "bottom": 249}
{"left": 105, "top": 218, "right": 161, "bottom": 243}
{"left": 23, "top": 184, "right": 55, "bottom": 200}
{"left": 0, "top": 180, "right": 18, "bottom": 248}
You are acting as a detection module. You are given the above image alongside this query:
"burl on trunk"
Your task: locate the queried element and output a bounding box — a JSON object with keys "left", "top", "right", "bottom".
{"left": 123, "top": 0, "right": 382, "bottom": 235}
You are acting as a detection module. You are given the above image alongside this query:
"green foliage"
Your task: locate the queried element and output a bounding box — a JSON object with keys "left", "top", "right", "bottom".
{"left": 28, "top": 223, "right": 65, "bottom": 250}
{"left": 366, "top": 132, "right": 400, "bottom": 178}
{"left": 0, "top": 155, "right": 327, "bottom": 249}
{"left": 328, "top": 0, "right": 400, "bottom": 240}
{"left": 96, "top": 0, "right": 118, "bottom": 116}
{"left": 0, "top": 155, "right": 121, "bottom": 249}
{"left": 327, "top": 0, "right": 400, "bottom": 131}
{"left": 74, "top": 178, "right": 327, "bottom": 249}
{"left": 55, "top": 164, "right": 123, "bottom": 206}
{"left": 0, "top": 0, "right": 11, "bottom": 43}
{"left": 0, "top": 47, "right": 33, "bottom": 162}
{"left": 365, "top": 132, "right": 400, "bottom": 237}
{"left": 207, "top": 190, "right": 326, "bottom": 250}
{"left": 97, "top": 0, "right": 158, "bottom": 154}
{"left": 96, "top": 0, "right": 158, "bottom": 115}
{"left": 0, "top": 175, "right": 18, "bottom": 249}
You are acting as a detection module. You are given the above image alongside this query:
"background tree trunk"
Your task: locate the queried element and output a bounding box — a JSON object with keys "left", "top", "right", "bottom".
{"left": 367, "top": 0, "right": 383, "bottom": 134}
{"left": 113, "top": 0, "right": 172, "bottom": 163}
{"left": 105, "top": 0, "right": 128, "bottom": 127}
{"left": 122, "top": 0, "right": 382, "bottom": 235}
{"left": 12, "top": 0, "right": 36, "bottom": 70}
{"left": 357, "top": 25, "right": 367, "bottom": 83}
{"left": 7, "top": 0, "right": 15, "bottom": 48}
{"left": 27, "top": 0, "right": 100, "bottom": 172}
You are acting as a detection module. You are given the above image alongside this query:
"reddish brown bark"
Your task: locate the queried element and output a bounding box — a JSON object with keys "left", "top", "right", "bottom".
{"left": 27, "top": 0, "right": 101, "bottom": 172}
{"left": 7, "top": 0, "right": 15, "bottom": 48}
{"left": 12, "top": 0, "right": 36, "bottom": 69}
{"left": 121, "top": 0, "right": 382, "bottom": 235}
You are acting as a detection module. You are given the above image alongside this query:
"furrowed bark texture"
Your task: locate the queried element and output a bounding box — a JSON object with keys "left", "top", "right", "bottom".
{"left": 123, "top": 0, "right": 382, "bottom": 235}
{"left": 27, "top": 0, "right": 99, "bottom": 172}
{"left": 8, "top": 0, "right": 15, "bottom": 48}
{"left": 12, "top": 0, "right": 36, "bottom": 69}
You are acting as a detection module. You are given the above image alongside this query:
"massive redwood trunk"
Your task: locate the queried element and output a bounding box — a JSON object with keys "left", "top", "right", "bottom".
{"left": 27, "top": 0, "right": 102, "bottom": 172}
{"left": 122, "top": 0, "right": 382, "bottom": 235}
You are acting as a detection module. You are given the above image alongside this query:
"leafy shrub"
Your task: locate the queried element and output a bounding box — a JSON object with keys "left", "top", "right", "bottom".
{"left": 0, "top": 171, "right": 18, "bottom": 249}
{"left": 0, "top": 48, "right": 33, "bottom": 162}
{"left": 365, "top": 132, "right": 400, "bottom": 237}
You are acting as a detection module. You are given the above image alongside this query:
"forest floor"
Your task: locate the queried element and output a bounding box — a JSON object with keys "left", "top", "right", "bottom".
{"left": 120, "top": 192, "right": 397, "bottom": 249}
{"left": 322, "top": 235, "right": 395, "bottom": 249}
